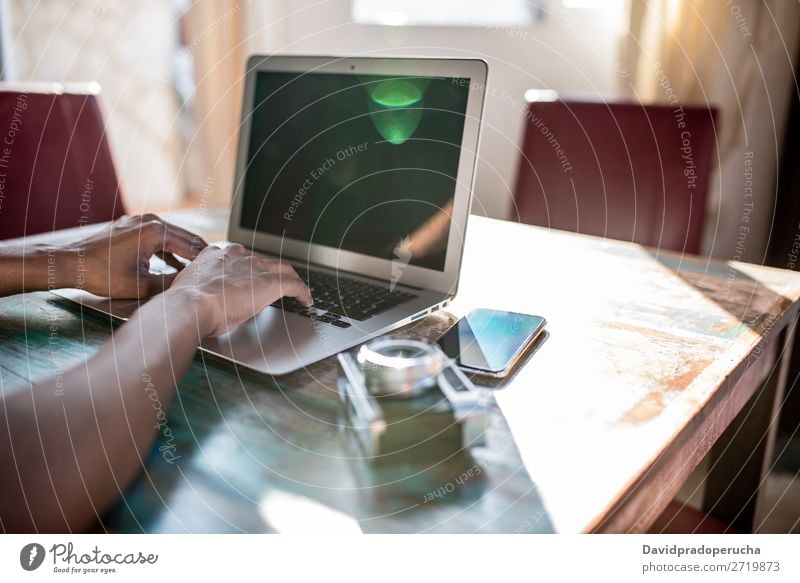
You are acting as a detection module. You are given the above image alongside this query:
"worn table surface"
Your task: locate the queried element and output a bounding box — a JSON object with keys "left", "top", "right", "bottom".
{"left": 2, "top": 209, "right": 799, "bottom": 533}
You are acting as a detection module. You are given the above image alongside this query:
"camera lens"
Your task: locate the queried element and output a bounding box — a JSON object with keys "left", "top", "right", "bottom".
{"left": 357, "top": 338, "right": 443, "bottom": 399}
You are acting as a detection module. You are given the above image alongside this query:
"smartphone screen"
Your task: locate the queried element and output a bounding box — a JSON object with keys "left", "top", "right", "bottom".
{"left": 437, "top": 308, "right": 546, "bottom": 376}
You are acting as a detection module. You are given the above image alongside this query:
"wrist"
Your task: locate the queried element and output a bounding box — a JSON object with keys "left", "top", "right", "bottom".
{"left": 52, "top": 246, "right": 80, "bottom": 290}
{"left": 161, "top": 286, "right": 219, "bottom": 339}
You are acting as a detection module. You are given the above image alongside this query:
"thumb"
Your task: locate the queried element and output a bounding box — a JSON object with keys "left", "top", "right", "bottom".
{"left": 141, "top": 272, "right": 178, "bottom": 296}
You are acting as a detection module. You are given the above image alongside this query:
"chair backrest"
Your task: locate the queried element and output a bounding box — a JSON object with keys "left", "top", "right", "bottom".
{"left": 513, "top": 95, "right": 717, "bottom": 254}
{"left": 0, "top": 82, "right": 125, "bottom": 239}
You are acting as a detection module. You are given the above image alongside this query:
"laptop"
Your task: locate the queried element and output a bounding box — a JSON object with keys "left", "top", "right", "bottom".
{"left": 55, "top": 55, "right": 488, "bottom": 375}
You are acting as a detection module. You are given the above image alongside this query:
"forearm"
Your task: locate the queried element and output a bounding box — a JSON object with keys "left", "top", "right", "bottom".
{"left": 0, "top": 245, "right": 80, "bottom": 296}
{"left": 0, "top": 287, "right": 213, "bottom": 532}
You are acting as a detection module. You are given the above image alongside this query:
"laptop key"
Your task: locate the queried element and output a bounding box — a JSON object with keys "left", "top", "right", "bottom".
{"left": 272, "top": 298, "right": 304, "bottom": 313}
{"left": 271, "top": 266, "right": 418, "bottom": 326}
{"left": 342, "top": 311, "right": 371, "bottom": 321}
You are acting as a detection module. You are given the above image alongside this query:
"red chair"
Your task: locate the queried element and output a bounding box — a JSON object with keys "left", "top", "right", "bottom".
{"left": 0, "top": 82, "right": 125, "bottom": 239}
{"left": 513, "top": 93, "right": 717, "bottom": 254}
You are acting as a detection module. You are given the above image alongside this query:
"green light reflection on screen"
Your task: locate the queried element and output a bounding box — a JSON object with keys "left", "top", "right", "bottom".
{"left": 371, "top": 79, "right": 422, "bottom": 108}
{"left": 367, "top": 79, "right": 425, "bottom": 145}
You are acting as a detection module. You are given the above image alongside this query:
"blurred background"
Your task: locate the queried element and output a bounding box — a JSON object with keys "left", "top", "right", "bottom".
{"left": 2, "top": 0, "right": 796, "bottom": 265}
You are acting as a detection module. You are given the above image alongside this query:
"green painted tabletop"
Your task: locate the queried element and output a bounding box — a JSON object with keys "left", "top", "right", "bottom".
{"left": 0, "top": 290, "right": 548, "bottom": 533}
{"left": 4, "top": 211, "right": 800, "bottom": 533}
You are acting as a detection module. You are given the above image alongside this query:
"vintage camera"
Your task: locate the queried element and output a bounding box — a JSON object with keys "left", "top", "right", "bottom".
{"left": 337, "top": 337, "right": 494, "bottom": 463}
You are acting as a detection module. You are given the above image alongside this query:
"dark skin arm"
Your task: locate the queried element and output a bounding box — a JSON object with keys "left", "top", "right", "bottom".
{"left": 0, "top": 214, "right": 206, "bottom": 297}
{"left": 0, "top": 216, "right": 311, "bottom": 532}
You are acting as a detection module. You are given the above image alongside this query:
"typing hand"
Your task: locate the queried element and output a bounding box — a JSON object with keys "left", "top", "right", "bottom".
{"left": 168, "top": 244, "right": 312, "bottom": 337}
{"left": 61, "top": 214, "right": 207, "bottom": 298}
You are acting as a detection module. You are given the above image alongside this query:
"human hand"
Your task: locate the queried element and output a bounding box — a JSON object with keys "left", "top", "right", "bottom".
{"left": 168, "top": 244, "right": 312, "bottom": 337}
{"left": 61, "top": 214, "right": 207, "bottom": 298}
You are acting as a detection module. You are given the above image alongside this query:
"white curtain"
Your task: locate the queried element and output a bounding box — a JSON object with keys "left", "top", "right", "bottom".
{"left": 620, "top": 0, "right": 800, "bottom": 263}
{"left": 184, "top": 0, "right": 285, "bottom": 206}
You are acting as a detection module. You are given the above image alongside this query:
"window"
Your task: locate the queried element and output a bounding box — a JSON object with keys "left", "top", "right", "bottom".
{"left": 351, "top": 0, "right": 538, "bottom": 27}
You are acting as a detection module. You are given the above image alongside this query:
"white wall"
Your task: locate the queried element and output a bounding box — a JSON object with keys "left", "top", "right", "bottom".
{"left": 255, "top": 0, "right": 627, "bottom": 219}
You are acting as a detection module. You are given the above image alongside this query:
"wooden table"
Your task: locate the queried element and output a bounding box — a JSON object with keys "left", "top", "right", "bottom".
{"left": 1, "top": 208, "right": 798, "bottom": 533}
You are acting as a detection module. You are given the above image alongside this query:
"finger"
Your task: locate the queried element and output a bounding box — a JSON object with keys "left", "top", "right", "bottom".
{"left": 138, "top": 215, "right": 207, "bottom": 258}
{"left": 163, "top": 221, "right": 208, "bottom": 254}
{"left": 157, "top": 230, "right": 207, "bottom": 262}
{"left": 155, "top": 251, "right": 185, "bottom": 271}
{"left": 138, "top": 213, "right": 183, "bottom": 235}
{"left": 274, "top": 275, "right": 313, "bottom": 307}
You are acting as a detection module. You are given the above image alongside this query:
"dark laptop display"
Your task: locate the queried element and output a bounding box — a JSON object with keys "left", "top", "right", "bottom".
{"left": 239, "top": 71, "right": 471, "bottom": 272}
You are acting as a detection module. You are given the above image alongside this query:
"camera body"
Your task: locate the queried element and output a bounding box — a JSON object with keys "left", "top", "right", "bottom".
{"left": 337, "top": 337, "right": 494, "bottom": 462}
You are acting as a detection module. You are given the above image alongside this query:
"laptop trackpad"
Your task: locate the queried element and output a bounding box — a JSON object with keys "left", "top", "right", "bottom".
{"left": 200, "top": 308, "right": 319, "bottom": 374}
{"left": 52, "top": 289, "right": 341, "bottom": 375}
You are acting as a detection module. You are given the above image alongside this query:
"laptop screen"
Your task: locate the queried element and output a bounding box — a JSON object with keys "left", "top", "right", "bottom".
{"left": 238, "top": 71, "right": 471, "bottom": 272}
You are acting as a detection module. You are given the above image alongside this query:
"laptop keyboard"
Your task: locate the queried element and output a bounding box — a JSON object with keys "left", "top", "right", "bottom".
{"left": 270, "top": 266, "right": 417, "bottom": 328}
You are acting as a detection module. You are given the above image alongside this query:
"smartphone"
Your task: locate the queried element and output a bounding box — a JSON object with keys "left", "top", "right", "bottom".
{"left": 436, "top": 308, "right": 546, "bottom": 378}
